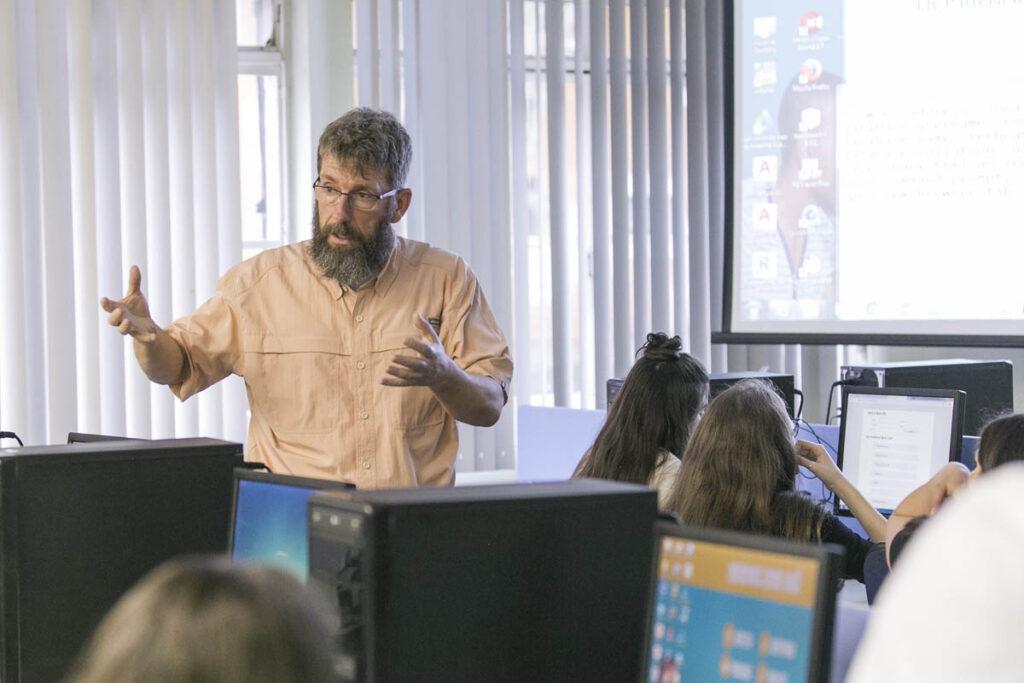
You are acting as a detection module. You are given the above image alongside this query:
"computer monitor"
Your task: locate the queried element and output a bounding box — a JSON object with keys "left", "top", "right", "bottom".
{"left": 836, "top": 386, "right": 965, "bottom": 515}
{"left": 228, "top": 468, "right": 353, "bottom": 579}
{"left": 0, "top": 437, "right": 242, "bottom": 683}
{"left": 642, "top": 521, "right": 841, "bottom": 683}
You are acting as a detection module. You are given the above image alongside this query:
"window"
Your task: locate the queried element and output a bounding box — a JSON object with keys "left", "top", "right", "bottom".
{"left": 237, "top": 0, "right": 287, "bottom": 260}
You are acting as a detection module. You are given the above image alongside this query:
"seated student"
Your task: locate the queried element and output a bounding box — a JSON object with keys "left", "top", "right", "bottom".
{"left": 572, "top": 332, "right": 708, "bottom": 508}
{"left": 885, "top": 412, "right": 1024, "bottom": 568}
{"left": 667, "top": 379, "right": 886, "bottom": 582}
{"left": 63, "top": 557, "right": 339, "bottom": 683}
{"left": 847, "top": 463, "right": 1024, "bottom": 682}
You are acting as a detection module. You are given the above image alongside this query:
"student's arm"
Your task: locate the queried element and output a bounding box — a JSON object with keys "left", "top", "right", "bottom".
{"left": 100, "top": 265, "right": 186, "bottom": 385}
{"left": 885, "top": 462, "right": 969, "bottom": 566}
{"left": 796, "top": 440, "right": 887, "bottom": 542}
{"left": 382, "top": 313, "right": 504, "bottom": 427}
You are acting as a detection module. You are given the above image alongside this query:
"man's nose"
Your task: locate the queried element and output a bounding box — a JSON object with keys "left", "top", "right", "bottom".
{"left": 324, "top": 194, "right": 354, "bottom": 222}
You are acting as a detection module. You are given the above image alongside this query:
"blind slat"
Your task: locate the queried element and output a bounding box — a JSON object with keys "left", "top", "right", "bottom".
{"left": 0, "top": 0, "right": 28, "bottom": 438}
{"left": 69, "top": 0, "right": 101, "bottom": 433}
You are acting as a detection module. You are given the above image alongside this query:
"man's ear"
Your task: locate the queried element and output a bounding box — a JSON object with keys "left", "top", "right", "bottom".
{"left": 390, "top": 188, "right": 412, "bottom": 223}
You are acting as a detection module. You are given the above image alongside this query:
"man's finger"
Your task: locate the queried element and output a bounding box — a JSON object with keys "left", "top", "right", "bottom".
{"left": 402, "top": 336, "right": 431, "bottom": 357}
{"left": 127, "top": 265, "right": 142, "bottom": 297}
{"left": 107, "top": 307, "right": 124, "bottom": 327}
{"left": 414, "top": 313, "right": 440, "bottom": 342}
{"left": 117, "top": 318, "right": 132, "bottom": 336}
{"left": 390, "top": 355, "right": 425, "bottom": 371}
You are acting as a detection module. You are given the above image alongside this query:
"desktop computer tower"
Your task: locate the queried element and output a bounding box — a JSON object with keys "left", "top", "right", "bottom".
{"left": 840, "top": 359, "right": 1013, "bottom": 436}
{"left": 308, "top": 479, "right": 658, "bottom": 683}
{"left": 607, "top": 371, "right": 796, "bottom": 417}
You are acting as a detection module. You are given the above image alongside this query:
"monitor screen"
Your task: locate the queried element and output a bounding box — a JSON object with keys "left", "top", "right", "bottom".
{"left": 643, "top": 522, "right": 839, "bottom": 683}
{"left": 836, "top": 387, "right": 964, "bottom": 514}
{"left": 229, "top": 469, "right": 353, "bottom": 579}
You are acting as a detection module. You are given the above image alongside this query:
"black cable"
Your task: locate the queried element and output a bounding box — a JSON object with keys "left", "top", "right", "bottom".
{"left": 793, "top": 417, "right": 837, "bottom": 506}
{"left": 824, "top": 379, "right": 859, "bottom": 426}
{"left": 0, "top": 431, "right": 24, "bottom": 447}
{"left": 792, "top": 388, "right": 805, "bottom": 420}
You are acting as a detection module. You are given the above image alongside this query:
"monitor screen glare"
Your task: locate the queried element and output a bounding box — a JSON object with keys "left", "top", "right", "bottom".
{"left": 231, "top": 478, "right": 322, "bottom": 579}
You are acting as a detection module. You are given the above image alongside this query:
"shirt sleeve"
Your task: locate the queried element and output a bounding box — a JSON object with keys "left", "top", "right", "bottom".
{"left": 164, "top": 290, "right": 243, "bottom": 401}
{"left": 820, "top": 513, "right": 872, "bottom": 583}
{"left": 440, "top": 259, "right": 513, "bottom": 400}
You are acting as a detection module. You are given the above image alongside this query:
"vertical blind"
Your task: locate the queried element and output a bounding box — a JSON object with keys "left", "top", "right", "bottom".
{"left": 0, "top": 0, "right": 247, "bottom": 446}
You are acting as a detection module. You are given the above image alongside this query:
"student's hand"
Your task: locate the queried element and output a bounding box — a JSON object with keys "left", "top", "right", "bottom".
{"left": 100, "top": 266, "right": 160, "bottom": 342}
{"left": 382, "top": 313, "right": 456, "bottom": 389}
{"left": 795, "top": 440, "right": 844, "bottom": 491}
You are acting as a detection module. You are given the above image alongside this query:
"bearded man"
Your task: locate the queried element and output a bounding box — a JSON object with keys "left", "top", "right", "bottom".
{"left": 101, "top": 108, "right": 512, "bottom": 488}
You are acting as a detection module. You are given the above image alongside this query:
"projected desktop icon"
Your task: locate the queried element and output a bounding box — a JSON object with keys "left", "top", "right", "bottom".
{"left": 798, "top": 58, "right": 823, "bottom": 85}
{"left": 752, "top": 251, "right": 779, "bottom": 279}
{"left": 798, "top": 11, "right": 824, "bottom": 36}
{"left": 753, "top": 109, "right": 773, "bottom": 135}
{"left": 753, "top": 16, "right": 777, "bottom": 40}
{"left": 797, "top": 204, "right": 828, "bottom": 230}
{"left": 798, "top": 158, "right": 823, "bottom": 181}
{"left": 752, "top": 155, "right": 778, "bottom": 183}
{"left": 754, "top": 61, "right": 778, "bottom": 89}
{"left": 798, "top": 107, "right": 822, "bottom": 132}
{"left": 752, "top": 202, "right": 778, "bottom": 231}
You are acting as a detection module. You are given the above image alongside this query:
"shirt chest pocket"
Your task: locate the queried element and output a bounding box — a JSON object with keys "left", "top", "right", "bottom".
{"left": 374, "top": 332, "right": 445, "bottom": 429}
{"left": 243, "top": 336, "right": 345, "bottom": 435}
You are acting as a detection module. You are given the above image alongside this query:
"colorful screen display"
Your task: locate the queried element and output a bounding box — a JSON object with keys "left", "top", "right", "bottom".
{"left": 646, "top": 533, "right": 823, "bottom": 683}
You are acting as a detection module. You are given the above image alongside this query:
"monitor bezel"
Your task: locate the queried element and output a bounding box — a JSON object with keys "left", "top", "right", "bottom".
{"left": 640, "top": 520, "right": 841, "bottom": 683}
{"left": 835, "top": 386, "right": 966, "bottom": 516}
{"left": 227, "top": 467, "right": 355, "bottom": 560}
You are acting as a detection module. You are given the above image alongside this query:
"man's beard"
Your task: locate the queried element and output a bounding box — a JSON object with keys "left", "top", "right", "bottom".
{"left": 310, "top": 204, "right": 395, "bottom": 289}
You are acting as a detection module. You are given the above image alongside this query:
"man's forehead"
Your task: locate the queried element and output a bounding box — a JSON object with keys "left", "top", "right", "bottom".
{"left": 320, "top": 154, "right": 386, "bottom": 185}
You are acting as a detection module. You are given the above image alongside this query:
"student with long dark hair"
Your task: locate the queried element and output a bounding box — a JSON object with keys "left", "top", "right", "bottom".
{"left": 668, "top": 379, "right": 886, "bottom": 581}
{"left": 573, "top": 332, "right": 708, "bottom": 508}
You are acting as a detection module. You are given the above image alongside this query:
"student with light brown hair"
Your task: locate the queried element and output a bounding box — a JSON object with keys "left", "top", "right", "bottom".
{"left": 63, "top": 557, "right": 340, "bottom": 683}
{"left": 667, "top": 379, "right": 886, "bottom": 581}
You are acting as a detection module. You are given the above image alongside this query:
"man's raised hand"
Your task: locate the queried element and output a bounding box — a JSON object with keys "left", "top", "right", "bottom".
{"left": 100, "top": 265, "right": 160, "bottom": 342}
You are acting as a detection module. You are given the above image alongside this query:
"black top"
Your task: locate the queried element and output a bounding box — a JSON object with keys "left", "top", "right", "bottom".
{"left": 819, "top": 513, "right": 872, "bottom": 583}
{"left": 862, "top": 542, "right": 889, "bottom": 604}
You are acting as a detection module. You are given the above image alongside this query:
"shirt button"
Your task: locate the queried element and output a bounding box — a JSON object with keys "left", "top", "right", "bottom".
{"left": 361, "top": 461, "right": 371, "bottom": 469}
{"left": 360, "top": 411, "right": 369, "bottom": 420}
{"left": 356, "top": 361, "right": 365, "bottom": 370}
{"left": 355, "top": 314, "right": 364, "bottom": 322}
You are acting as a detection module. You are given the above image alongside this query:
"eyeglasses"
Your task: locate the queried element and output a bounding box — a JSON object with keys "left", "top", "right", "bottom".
{"left": 313, "top": 178, "right": 400, "bottom": 211}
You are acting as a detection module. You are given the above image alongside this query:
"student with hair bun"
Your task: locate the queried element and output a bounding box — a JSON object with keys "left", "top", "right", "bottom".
{"left": 573, "top": 332, "right": 709, "bottom": 508}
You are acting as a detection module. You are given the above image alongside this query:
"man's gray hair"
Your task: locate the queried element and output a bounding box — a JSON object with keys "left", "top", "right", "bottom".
{"left": 317, "top": 108, "right": 412, "bottom": 189}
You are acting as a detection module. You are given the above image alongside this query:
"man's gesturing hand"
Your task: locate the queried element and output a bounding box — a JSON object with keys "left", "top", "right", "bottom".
{"left": 100, "top": 265, "right": 160, "bottom": 342}
{"left": 382, "top": 313, "right": 456, "bottom": 389}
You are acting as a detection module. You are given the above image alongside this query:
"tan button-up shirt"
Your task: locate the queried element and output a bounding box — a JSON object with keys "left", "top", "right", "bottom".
{"left": 165, "top": 237, "right": 513, "bottom": 488}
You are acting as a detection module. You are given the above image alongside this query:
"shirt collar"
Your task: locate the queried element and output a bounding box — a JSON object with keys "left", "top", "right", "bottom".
{"left": 303, "top": 237, "right": 402, "bottom": 300}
